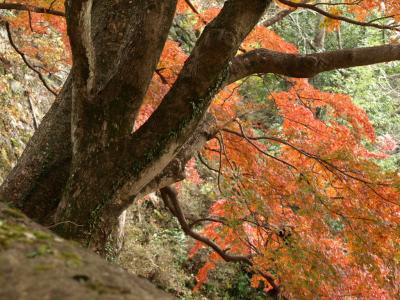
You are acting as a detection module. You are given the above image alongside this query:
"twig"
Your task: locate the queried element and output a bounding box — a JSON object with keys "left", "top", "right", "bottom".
{"left": 215, "top": 135, "right": 224, "bottom": 193}
{"left": 27, "top": 10, "right": 34, "bottom": 32}
{"left": 159, "top": 186, "right": 281, "bottom": 294}
{"left": 184, "top": 0, "right": 200, "bottom": 15}
{"left": 234, "top": 119, "right": 298, "bottom": 170}
{"left": 188, "top": 217, "right": 226, "bottom": 228}
{"left": 262, "top": 9, "right": 294, "bottom": 27}
{"left": 155, "top": 68, "right": 169, "bottom": 85}
{"left": 47, "top": 220, "right": 83, "bottom": 229}
{"left": 48, "top": 0, "right": 58, "bottom": 11}
{"left": 198, "top": 153, "right": 219, "bottom": 173}
{"left": 222, "top": 126, "right": 398, "bottom": 206}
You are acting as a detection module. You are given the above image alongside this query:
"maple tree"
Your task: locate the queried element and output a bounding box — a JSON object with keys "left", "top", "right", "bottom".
{"left": 0, "top": 0, "right": 400, "bottom": 298}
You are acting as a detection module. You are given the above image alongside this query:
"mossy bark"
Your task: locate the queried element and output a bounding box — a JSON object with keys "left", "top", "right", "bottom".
{"left": 1, "top": 0, "right": 271, "bottom": 257}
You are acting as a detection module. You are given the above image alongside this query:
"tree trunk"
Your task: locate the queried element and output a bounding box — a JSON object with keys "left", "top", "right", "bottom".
{"left": 2, "top": 0, "right": 399, "bottom": 259}
{"left": 0, "top": 76, "right": 72, "bottom": 224}
{"left": 2, "top": 0, "right": 271, "bottom": 256}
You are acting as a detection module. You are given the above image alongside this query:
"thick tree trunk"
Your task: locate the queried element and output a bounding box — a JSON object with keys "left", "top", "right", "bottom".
{"left": 51, "top": 0, "right": 180, "bottom": 257}
{"left": 2, "top": 0, "right": 399, "bottom": 259}
{"left": 0, "top": 0, "right": 271, "bottom": 257}
{"left": 52, "top": 0, "right": 270, "bottom": 257}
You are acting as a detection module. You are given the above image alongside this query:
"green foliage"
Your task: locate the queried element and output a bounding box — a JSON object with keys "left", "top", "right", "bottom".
{"left": 170, "top": 13, "right": 199, "bottom": 53}
{"left": 239, "top": 76, "right": 283, "bottom": 129}
{"left": 312, "top": 64, "right": 400, "bottom": 170}
{"left": 119, "top": 194, "right": 194, "bottom": 297}
{"left": 211, "top": 270, "right": 268, "bottom": 300}
{"left": 272, "top": 10, "right": 400, "bottom": 171}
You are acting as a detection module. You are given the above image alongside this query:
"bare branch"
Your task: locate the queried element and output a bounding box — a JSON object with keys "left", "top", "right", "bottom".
{"left": 159, "top": 186, "right": 281, "bottom": 294}
{"left": 184, "top": 0, "right": 200, "bottom": 15}
{"left": 198, "top": 153, "right": 219, "bottom": 173}
{"left": 215, "top": 135, "right": 224, "bottom": 194}
{"left": 160, "top": 186, "right": 252, "bottom": 263}
{"left": 234, "top": 119, "right": 298, "bottom": 170}
{"left": 262, "top": 8, "right": 294, "bottom": 27}
{"left": 0, "top": 3, "right": 65, "bottom": 16}
{"left": 155, "top": 68, "right": 169, "bottom": 85}
{"left": 4, "top": 22, "right": 58, "bottom": 96}
{"left": 277, "top": 0, "right": 400, "bottom": 31}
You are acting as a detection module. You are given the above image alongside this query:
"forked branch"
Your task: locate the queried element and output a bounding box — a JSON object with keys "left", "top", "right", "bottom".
{"left": 159, "top": 186, "right": 281, "bottom": 294}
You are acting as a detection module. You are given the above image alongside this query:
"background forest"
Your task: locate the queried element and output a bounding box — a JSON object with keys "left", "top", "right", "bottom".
{"left": 0, "top": 0, "right": 399, "bottom": 299}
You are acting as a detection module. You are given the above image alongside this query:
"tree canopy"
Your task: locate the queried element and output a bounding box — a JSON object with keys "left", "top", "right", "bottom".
{"left": 0, "top": 0, "right": 399, "bottom": 298}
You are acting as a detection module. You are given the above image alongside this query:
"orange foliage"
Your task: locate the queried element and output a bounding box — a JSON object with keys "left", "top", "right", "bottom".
{"left": 243, "top": 25, "right": 298, "bottom": 53}
{"left": 4, "top": 0, "right": 70, "bottom": 75}
{"left": 6, "top": 0, "right": 400, "bottom": 298}
{"left": 177, "top": 5, "right": 399, "bottom": 298}
{"left": 176, "top": 0, "right": 194, "bottom": 14}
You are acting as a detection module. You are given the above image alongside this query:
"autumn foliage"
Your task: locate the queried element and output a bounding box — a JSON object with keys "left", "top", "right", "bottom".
{"left": 2, "top": 0, "right": 400, "bottom": 298}
{"left": 173, "top": 1, "right": 400, "bottom": 298}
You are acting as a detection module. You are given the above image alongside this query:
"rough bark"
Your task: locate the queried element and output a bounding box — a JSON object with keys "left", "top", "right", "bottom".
{"left": 227, "top": 44, "right": 400, "bottom": 83}
{"left": 52, "top": 0, "right": 271, "bottom": 257}
{"left": 2, "top": 0, "right": 400, "bottom": 259}
{"left": 4, "top": 39, "right": 399, "bottom": 230}
{"left": 106, "top": 0, "right": 271, "bottom": 219}
{"left": 0, "top": 202, "right": 174, "bottom": 300}
{"left": 53, "top": 0, "right": 179, "bottom": 254}
{"left": 0, "top": 76, "right": 72, "bottom": 224}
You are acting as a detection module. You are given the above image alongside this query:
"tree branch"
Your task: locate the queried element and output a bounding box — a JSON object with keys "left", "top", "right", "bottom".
{"left": 126, "top": 114, "right": 218, "bottom": 203}
{"left": 160, "top": 186, "right": 252, "bottom": 263}
{"left": 228, "top": 44, "right": 400, "bottom": 83}
{"left": 183, "top": 0, "right": 200, "bottom": 15}
{"left": 4, "top": 21, "right": 58, "bottom": 96}
{"left": 262, "top": 8, "right": 294, "bottom": 27}
{"left": 277, "top": 0, "right": 400, "bottom": 31}
{"left": 111, "top": 0, "right": 272, "bottom": 211}
{"left": 159, "top": 186, "right": 281, "bottom": 295}
{"left": 0, "top": 3, "right": 65, "bottom": 16}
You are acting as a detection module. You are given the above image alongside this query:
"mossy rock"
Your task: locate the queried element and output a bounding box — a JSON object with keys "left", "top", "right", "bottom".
{"left": 0, "top": 202, "right": 175, "bottom": 300}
